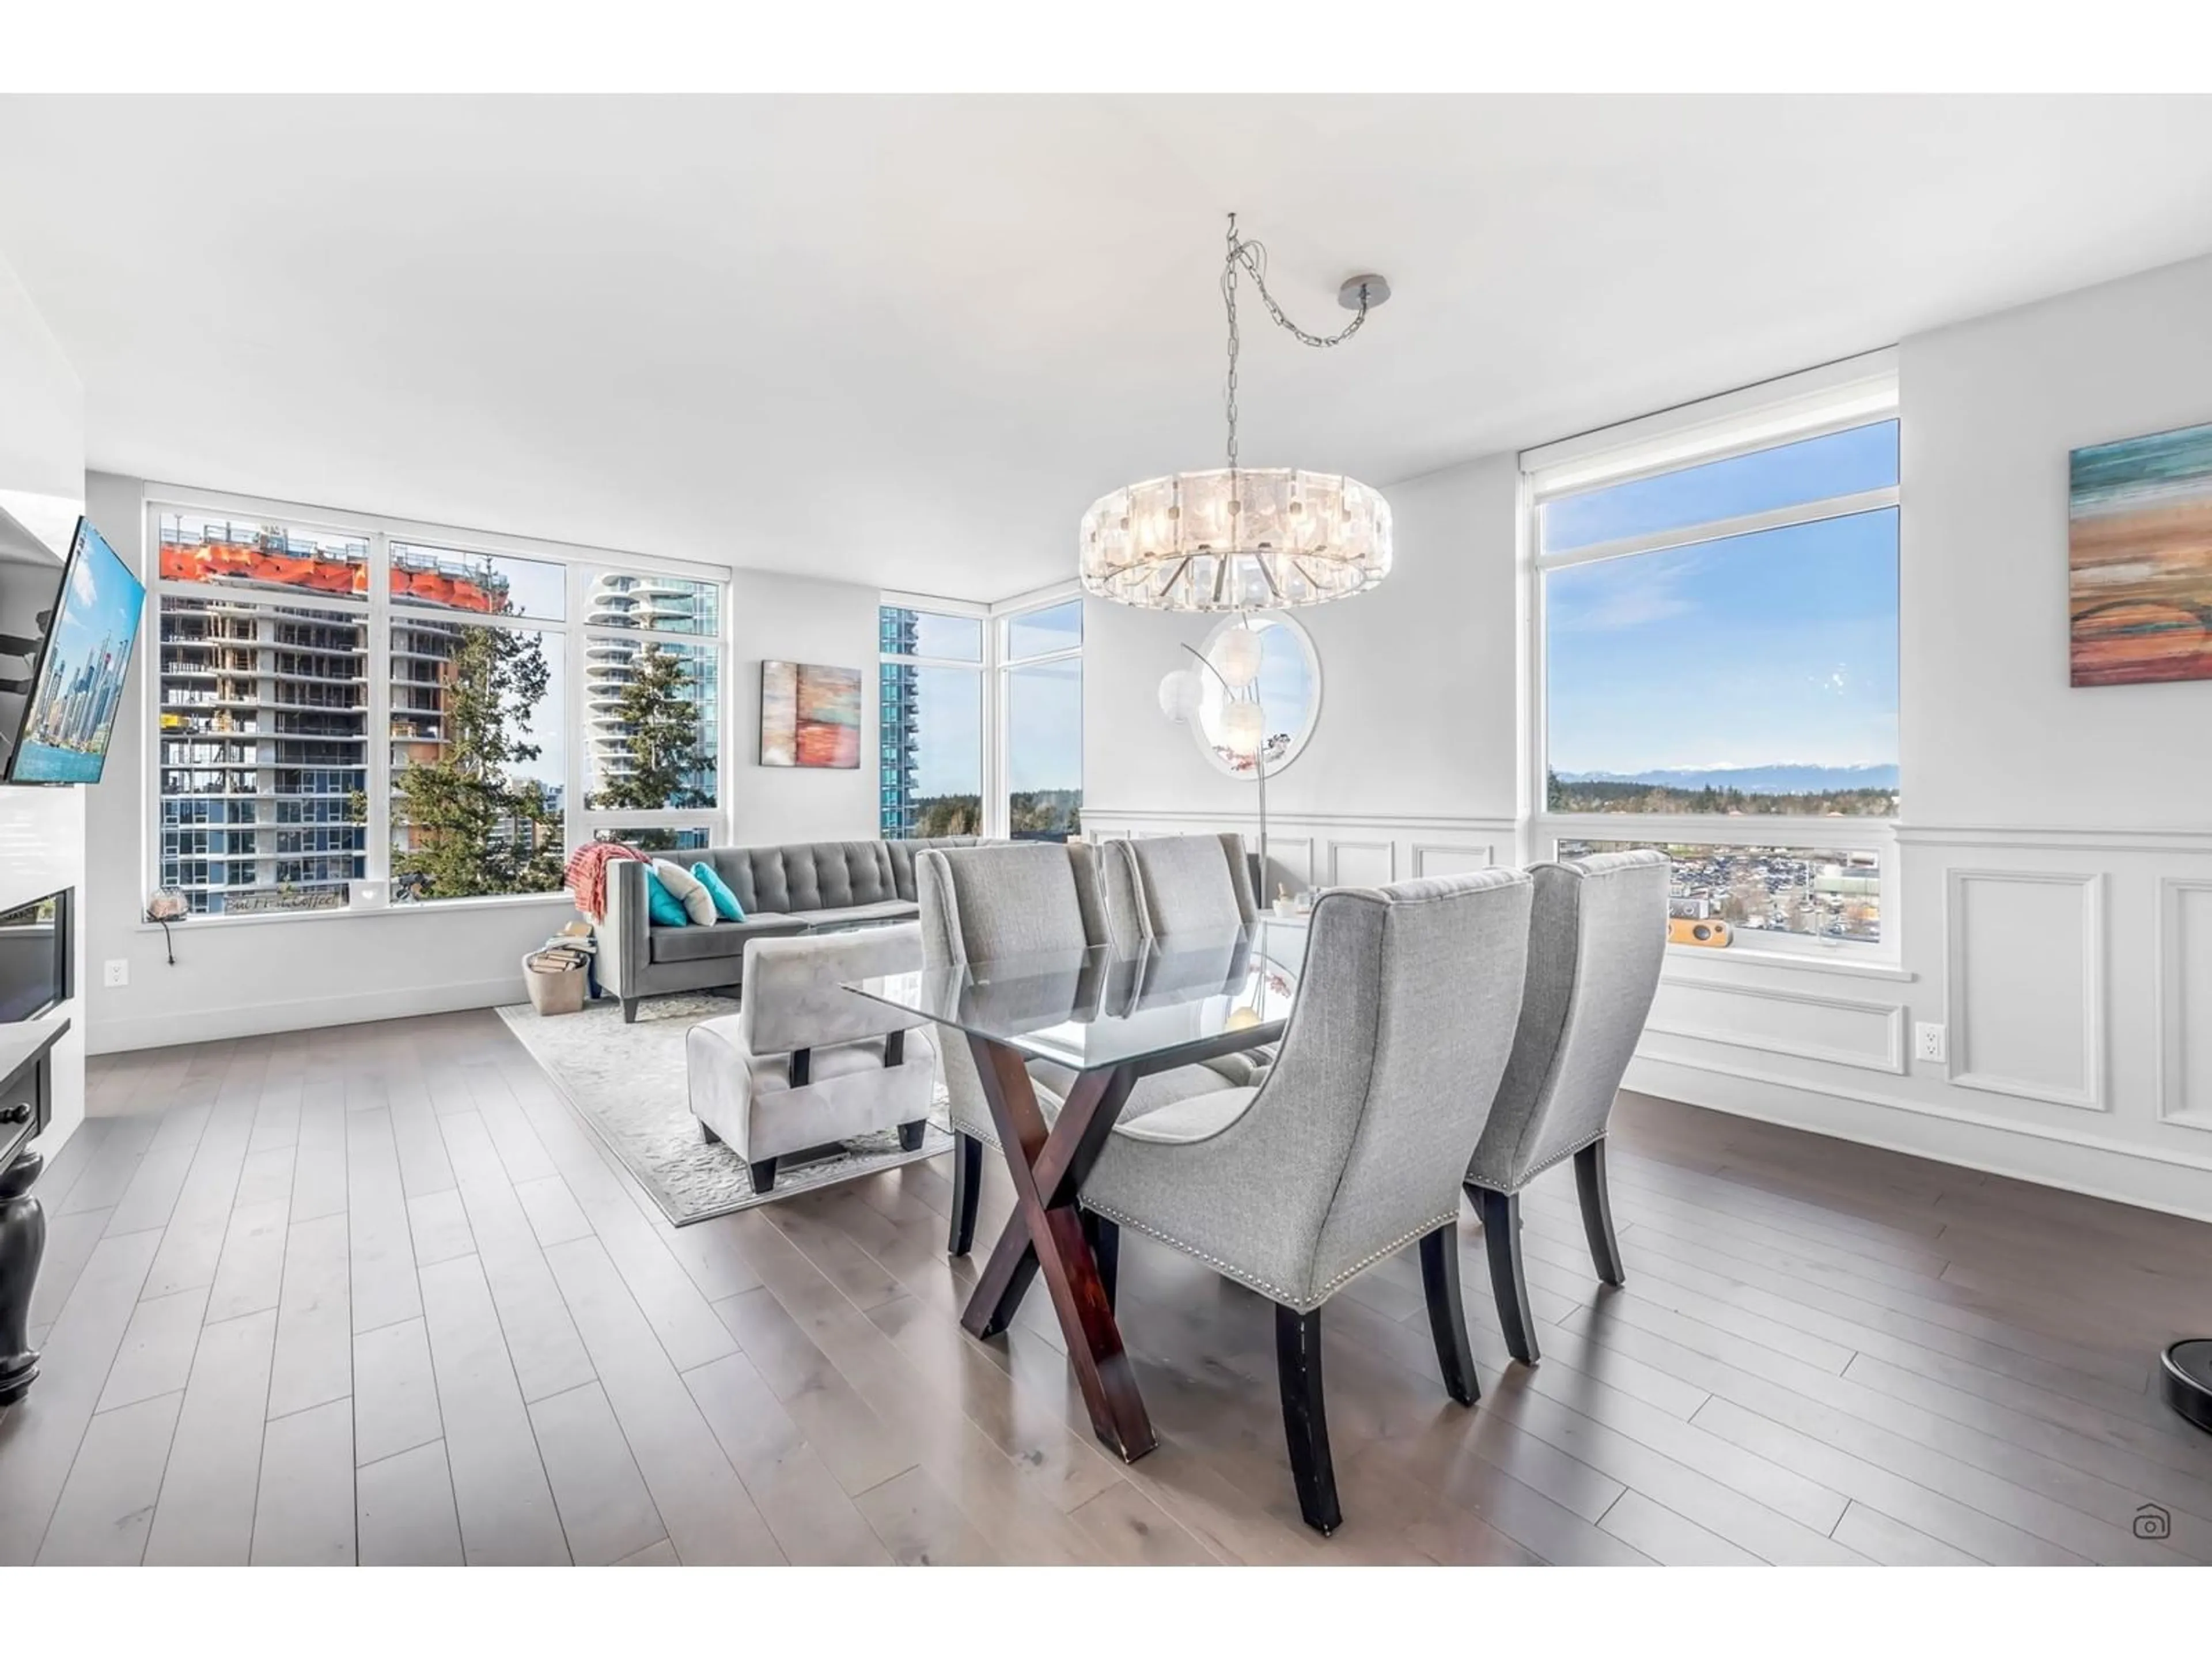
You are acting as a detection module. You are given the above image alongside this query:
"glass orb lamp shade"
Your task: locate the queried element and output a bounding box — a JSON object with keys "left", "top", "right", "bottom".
{"left": 1220, "top": 698, "right": 1267, "bottom": 758}
{"left": 1080, "top": 468, "right": 1391, "bottom": 612}
{"left": 1209, "top": 623, "right": 1264, "bottom": 691}
{"left": 1156, "top": 667, "right": 1199, "bottom": 723}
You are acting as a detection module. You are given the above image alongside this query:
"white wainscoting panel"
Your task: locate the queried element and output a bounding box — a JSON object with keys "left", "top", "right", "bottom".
{"left": 1945, "top": 868, "right": 2106, "bottom": 1112}
{"left": 1327, "top": 840, "right": 1396, "bottom": 889}
{"left": 1411, "top": 842, "right": 1498, "bottom": 879}
{"left": 1257, "top": 836, "right": 1315, "bottom": 896}
{"left": 2160, "top": 877, "right": 2212, "bottom": 1130}
{"left": 1080, "top": 809, "right": 1518, "bottom": 899}
{"left": 1647, "top": 976, "right": 1907, "bottom": 1074}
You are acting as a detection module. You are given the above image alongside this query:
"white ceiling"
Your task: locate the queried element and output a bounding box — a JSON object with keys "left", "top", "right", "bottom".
{"left": 3, "top": 94, "right": 2212, "bottom": 601}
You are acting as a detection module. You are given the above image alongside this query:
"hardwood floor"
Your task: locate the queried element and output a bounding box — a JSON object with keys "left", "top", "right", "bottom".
{"left": 5, "top": 1007, "right": 2212, "bottom": 1565}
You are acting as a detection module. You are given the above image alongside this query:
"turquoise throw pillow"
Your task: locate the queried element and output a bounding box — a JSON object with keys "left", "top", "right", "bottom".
{"left": 692, "top": 862, "right": 746, "bottom": 922}
{"left": 643, "top": 867, "right": 691, "bottom": 927}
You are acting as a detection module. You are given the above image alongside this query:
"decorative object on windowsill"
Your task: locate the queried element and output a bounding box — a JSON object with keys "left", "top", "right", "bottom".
{"left": 1081, "top": 213, "right": 1392, "bottom": 613}
{"left": 1667, "top": 915, "right": 1733, "bottom": 949}
{"left": 145, "top": 888, "right": 187, "bottom": 965}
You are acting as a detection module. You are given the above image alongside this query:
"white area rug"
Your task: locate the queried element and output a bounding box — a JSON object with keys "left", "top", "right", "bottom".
{"left": 497, "top": 991, "right": 952, "bottom": 1225}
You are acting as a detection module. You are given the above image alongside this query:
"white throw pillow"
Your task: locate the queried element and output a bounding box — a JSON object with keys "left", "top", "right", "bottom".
{"left": 651, "top": 858, "right": 719, "bottom": 927}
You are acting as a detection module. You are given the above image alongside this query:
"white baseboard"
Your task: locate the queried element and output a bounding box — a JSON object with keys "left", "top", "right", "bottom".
{"left": 1627, "top": 1051, "right": 2212, "bottom": 1227}
{"left": 86, "top": 975, "right": 529, "bottom": 1054}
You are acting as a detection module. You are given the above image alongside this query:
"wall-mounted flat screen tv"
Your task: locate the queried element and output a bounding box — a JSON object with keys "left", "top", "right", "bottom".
{"left": 0, "top": 517, "right": 143, "bottom": 786}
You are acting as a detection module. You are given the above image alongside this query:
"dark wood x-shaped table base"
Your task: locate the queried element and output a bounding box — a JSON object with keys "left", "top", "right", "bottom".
{"left": 958, "top": 1035, "right": 1156, "bottom": 1461}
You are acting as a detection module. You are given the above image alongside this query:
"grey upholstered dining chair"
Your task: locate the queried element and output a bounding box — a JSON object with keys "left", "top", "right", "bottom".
{"left": 915, "top": 842, "right": 1278, "bottom": 1257}
{"left": 1100, "top": 832, "right": 1271, "bottom": 1086}
{"left": 1100, "top": 832, "right": 1258, "bottom": 947}
{"left": 1079, "top": 869, "right": 1535, "bottom": 1535}
{"left": 1463, "top": 849, "right": 1669, "bottom": 1365}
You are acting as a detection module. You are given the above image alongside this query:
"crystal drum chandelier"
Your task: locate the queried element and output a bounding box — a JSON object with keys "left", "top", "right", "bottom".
{"left": 1080, "top": 215, "right": 1393, "bottom": 612}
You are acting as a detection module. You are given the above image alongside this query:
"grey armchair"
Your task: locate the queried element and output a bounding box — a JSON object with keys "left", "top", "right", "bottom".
{"left": 1464, "top": 849, "right": 1669, "bottom": 1365}
{"left": 915, "top": 842, "right": 1281, "bottom": 1257}
{"left": 1080, "top": 869, "right": 1535, "bottom": 1535}
{"left": 685, "top": 924, "right": 937, "bottom": 1194}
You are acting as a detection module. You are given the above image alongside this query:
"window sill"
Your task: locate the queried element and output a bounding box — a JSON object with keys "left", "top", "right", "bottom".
{"left": 135, "top": 890, "right": 577, "bottom": 934}
{"left": 1662, "top": 941, "right": 1914, "bottom": 983}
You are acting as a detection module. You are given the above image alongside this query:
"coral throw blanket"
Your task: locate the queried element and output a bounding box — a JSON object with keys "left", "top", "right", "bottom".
{"left": 564, "top": 842, "right": 649, "bottom": 922}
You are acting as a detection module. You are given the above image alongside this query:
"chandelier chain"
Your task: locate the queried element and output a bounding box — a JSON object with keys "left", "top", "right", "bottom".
{"left": 1221, "top": 211, "right": 1370, "bottom": 476}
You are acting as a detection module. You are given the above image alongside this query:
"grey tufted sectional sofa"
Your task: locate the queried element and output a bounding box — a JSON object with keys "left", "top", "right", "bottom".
{"left": 595, "top": 837, "right": 987, "bottom": 1021}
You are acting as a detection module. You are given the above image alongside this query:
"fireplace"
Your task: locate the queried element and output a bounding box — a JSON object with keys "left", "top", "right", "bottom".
{"left": 0, "top": 884, "right": 67, "bottom": 1406}
{"left": 0, "top": 887, "right": 70, "bottom": 1025}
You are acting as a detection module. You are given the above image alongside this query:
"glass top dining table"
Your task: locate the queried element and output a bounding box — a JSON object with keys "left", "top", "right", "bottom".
{"left": 840, "top": 919, "right": 1310, "bottom": 1463}
{"left": 841, "top": 920, "right": 1308, "bottom": 1077}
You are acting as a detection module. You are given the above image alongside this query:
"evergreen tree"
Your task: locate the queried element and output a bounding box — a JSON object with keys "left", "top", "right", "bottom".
{"left": 590, "top": 643, "right": 710, "bottom": 813}
{"left": 393, "top": 626, "right": 565, "bottom": 899}
{"left": 916, "top": 793, "right": 982, "bottom": 837}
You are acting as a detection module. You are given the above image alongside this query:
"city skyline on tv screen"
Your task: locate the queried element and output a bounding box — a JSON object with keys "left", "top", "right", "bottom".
{"left": 9, "top": 518, "right": 144, "bottom": 784}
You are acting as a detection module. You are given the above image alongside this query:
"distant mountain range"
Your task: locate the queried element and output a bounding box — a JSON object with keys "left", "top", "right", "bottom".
{"left": 1555, "top": 764, "right": 1899, "bottom": 794}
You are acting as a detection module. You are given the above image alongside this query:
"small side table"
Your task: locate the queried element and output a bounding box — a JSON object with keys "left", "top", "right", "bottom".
{"left": 0, "top": 1017, "right": 70, "bottom": 1408}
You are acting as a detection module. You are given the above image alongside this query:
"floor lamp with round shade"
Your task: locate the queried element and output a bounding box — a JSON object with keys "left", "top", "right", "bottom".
{"left": 1157, "top": 622, "right": 1274, "bottom": 868}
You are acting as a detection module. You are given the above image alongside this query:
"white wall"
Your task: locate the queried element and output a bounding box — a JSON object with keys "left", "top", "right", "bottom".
{"left": 81, "top": 472, "right": 885, "bottom": 1053}
{"left": 727, "top": 569, "right": 882, "bottom": 845}
{"left": 1083, "top": 454, "right": 1524, "bottom": 887}
{"left": 0, "top": 250, "right": 87, "bottom": 1151}
{"left": 1087, "top": 251, "right": 2212, "bottom": 1222}
{"left": 1904, "top": 255, "right": 2212, "bottom": 828}
{"left": 1639, "top": 253, "right": 2212, "bottom": 1219}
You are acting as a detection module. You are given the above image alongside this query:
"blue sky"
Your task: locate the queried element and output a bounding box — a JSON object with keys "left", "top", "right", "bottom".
{"left": 56, "top": 519, "right": 145, "bottom": 665}
{"left": 1547, "top": 508, "right": 1899, "bottom": 774}
{"left": 1544, "top": 421, "right": 1897, "bottom": 551}
{"left": 909, "top": 664, "right": 982, "bottom": 793}
{"left": 1545, "top": 422, "right": 1899, "bottom": 777}
{"left": 904, "top": 602, "right": 1084, "bottom": 797}
{"left": 908, "top": 661, "right": 1083, "bottom": 794}
{"left": 1007, "top": 657, "right": 1080, "bottom": 793}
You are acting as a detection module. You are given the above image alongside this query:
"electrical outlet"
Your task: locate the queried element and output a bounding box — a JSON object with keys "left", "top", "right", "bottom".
{"left": 103, "top": 959, "right": 130, "bottom": 988}
{"left": 1914, "top": 1021, "right": 1946, "bottom": 1065}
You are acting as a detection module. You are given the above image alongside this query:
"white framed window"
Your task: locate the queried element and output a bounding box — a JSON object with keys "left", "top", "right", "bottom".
{"left": 997, "top": 593, "right": 1082, "bottom": 843}
{"left": 1524, "top": 353, "right": 1900, "bottom": 956}
{"left": 876, "top": 585, "right": 1085, "bottom": 845}
{"left": 147, "top": 490, "right": 730, "bottom": 916}
{"left": 877, "top": 594, "right": 984, "bottom": 839}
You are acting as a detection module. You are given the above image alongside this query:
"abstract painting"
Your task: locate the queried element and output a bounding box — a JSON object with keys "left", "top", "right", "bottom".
{"left": 760, "top": 660, "right": 861, "bottom": 767}
{"left": 2069, "top": 419, "right": 2212, "bottom": 687}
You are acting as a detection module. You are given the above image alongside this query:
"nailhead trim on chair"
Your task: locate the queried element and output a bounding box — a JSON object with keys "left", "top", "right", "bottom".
{"left": 1313, "top": 1212, "right": 1463, "bottom": 1301}
{"left": 1078, "top": 1199, "right": 1303, "bottom": 1302}
{"left": 1469, "top": 1129, "right": 1604, "bottom": 1197}
{"left": 1080, "top": 1199, "right": 1459, "bottom": 1315}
